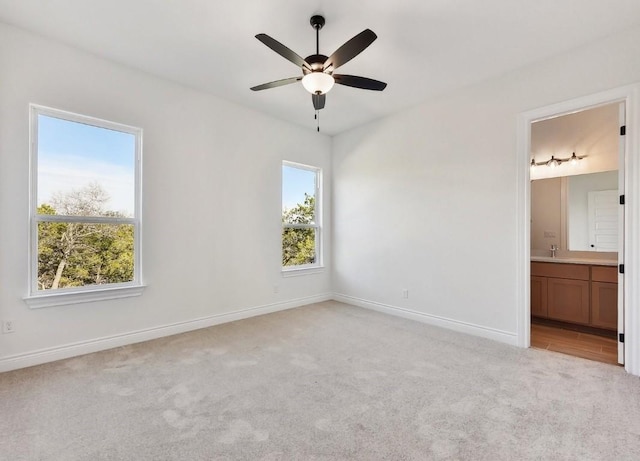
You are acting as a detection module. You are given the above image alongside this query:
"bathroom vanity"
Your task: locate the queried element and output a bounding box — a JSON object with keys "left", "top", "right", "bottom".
{"left": 531, "top": 258, "right": 618, "bottom": 331}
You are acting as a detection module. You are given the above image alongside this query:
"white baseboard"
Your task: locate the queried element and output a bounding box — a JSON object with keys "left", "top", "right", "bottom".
{"left": 333, "top": 293, "right": 518, "bottom": 346}
{"left": 0, "top": 293, "right": 332, "bottom": 373}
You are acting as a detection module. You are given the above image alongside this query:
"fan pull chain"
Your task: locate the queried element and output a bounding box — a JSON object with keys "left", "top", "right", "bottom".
{"left": 316, "top": 110, "right": 320, "bottom": 132}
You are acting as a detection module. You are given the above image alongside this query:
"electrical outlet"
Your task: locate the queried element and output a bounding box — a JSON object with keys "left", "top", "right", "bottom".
{"left": 273, "top": 285, "right": 279, "bottom": 294}
{"left": 3, "top": 320, "right": 15, "bottom": 334}
{"left": 402, "top": 289, "right": 409, "bottom": 299}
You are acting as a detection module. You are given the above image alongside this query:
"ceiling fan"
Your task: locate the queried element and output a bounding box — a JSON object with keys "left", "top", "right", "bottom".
{"left": 250, "top": 15, "right": 387, "bottom": 115}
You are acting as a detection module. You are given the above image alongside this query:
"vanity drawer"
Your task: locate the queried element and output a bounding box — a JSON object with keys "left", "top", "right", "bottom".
{"left": 591, "top": 265, "right": 618, "bottom": 283}
{"left": 531, "top": 262, "right": 589, "bottom": 280}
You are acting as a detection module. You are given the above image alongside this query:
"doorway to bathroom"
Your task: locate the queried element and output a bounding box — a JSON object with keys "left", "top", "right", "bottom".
{"left": 516, "top": 84, "right": 640, "bottom": 375}
{"left": 529, "top": 102, "right": 623, "bottom": 365}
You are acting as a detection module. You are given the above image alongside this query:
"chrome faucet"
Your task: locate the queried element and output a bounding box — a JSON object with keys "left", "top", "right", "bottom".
{"left": 550, "top": 244, "right": 558, "bottom": 258}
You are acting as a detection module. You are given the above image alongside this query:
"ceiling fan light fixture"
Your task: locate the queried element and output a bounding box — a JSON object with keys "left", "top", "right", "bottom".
{"left": 302, "top": 72, "right": 335, "bottom": 95}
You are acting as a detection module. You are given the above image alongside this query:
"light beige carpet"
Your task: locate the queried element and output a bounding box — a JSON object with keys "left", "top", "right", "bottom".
{"left": 1, "top": 301, "right": 639, "bottom": 460}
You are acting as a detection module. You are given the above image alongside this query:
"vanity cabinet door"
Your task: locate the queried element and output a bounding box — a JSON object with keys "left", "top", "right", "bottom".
{"left": 531, "top": 276, "right": 548, "bottom": 318}
{"left": 547, "top": 278, "right": 590, "bottom": 324}
{"left": 591, "top": 282, "right": 618, "bottom": 330}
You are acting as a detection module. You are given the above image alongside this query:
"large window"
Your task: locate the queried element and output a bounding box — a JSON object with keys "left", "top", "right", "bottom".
{"left": 282, "top": 162, "right": 322, "bottom": 270}
{"left": 26, "top": 105, "right": 143, "bottom": 307}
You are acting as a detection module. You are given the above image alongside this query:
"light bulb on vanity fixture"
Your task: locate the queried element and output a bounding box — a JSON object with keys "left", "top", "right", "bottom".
{"left": 530, "top": 152, "right": 586, "bottom": 169}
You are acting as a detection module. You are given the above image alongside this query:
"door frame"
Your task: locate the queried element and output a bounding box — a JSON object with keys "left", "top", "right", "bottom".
{"left": 516, "top": 83, "right": 640, "bottom": 376}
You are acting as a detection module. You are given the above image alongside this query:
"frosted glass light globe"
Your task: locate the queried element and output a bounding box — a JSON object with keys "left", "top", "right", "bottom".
{"left": 302, "top": 72, "right": 335, "bottom": 95}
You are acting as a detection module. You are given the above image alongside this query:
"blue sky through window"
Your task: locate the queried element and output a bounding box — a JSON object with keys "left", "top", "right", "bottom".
{"left": 282, "top": 165, "right": 315, "bottom": 212}
{"left": 37, "top": 114, "right": 135, "bottom": 217}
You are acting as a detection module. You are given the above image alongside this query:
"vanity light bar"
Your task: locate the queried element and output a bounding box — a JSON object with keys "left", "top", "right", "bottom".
{"left": 530, "top": 152, "right": 585, "bottom": 168}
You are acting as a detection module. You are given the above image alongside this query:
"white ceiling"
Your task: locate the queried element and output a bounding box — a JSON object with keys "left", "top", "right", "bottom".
{"left": 1, "top": 0, "right": 640, "bottom": 135}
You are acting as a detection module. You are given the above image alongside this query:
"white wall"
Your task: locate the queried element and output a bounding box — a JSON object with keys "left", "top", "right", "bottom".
{"left": 0, "top": 23, "right": 332, "bottom": 370}
{"left": 332, "top": 24, "right": 640, "bottom": 343}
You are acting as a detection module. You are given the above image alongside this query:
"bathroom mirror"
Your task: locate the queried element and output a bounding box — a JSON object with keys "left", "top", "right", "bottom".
{"left": 531, "top": 170, "right": 618, "bottom": 253}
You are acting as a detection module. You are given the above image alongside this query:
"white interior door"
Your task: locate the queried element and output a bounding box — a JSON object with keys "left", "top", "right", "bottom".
{"left": 618, "top": 102, "right": 626, "bottom": 365}
{"left": 587, "top": 190, "right": 618, "bottom": 251}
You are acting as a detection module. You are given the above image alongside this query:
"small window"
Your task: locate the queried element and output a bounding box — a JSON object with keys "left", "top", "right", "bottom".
{"left": 26, "top": 105, "right": 143, "bottom": 307}
{"left": 282, "top": 161, "right": 322, "bottom": 271}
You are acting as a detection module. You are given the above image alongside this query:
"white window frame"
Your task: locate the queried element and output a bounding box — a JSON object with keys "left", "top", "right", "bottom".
{"left": 24, "top": 104, "right": 144, "bottom": 308}
{"left": 282, "top": 161, "right": 323, "bottom": 275}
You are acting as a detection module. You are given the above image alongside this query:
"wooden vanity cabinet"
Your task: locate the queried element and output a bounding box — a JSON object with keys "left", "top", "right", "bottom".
{"left": 530, "top": 276, "right": 548, "bottom": 317}
{"left": 530, "top": 262, "right": 617, "bottom": 330}
{"left": 590, "top": 266, "right": 618, "bottom": 330}
{"left": 547, "top": 277, "right": 590, "bottom": 324}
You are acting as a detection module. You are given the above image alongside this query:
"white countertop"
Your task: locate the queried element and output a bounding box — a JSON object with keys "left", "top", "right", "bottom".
{"left": 531, "top": 256, "right": 617, "bottom": 266}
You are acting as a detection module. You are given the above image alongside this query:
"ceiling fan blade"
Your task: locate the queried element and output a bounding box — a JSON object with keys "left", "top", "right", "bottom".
{"left": 334, "top": 74, "right": 387, "bottom": 91}
{"left": 312, "top": 93, "right": 326, "bottom": 110}
{"left": 255, "top": 34, "right": 311, "bottom": 71}
{"left": 323, "top": 29, "right": 377, "bottom": 71}
{"left": 250, "top": 76, "right": 302, "bottom": 91}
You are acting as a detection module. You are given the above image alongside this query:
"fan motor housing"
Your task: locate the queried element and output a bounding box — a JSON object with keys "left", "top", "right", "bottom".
{"left": 303, "top": 54, "right": 329, "bottom": 74}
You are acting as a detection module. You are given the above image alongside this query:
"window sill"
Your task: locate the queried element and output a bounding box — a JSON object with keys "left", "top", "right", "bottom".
{"left": 281, "top": 266, "right": 325, "bottom": 277}
{"left": 24, "top": 285, "right": 146, "bottom": 309}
